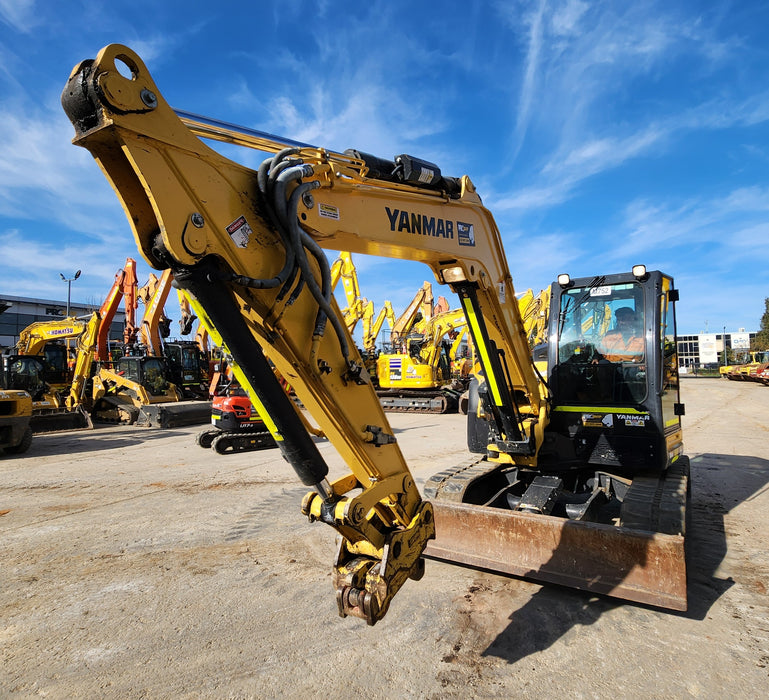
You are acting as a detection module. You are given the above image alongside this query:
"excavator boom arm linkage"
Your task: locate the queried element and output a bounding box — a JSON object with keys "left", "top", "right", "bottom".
{"left": 63, "top": 45, "right": 549, "bottom": 623}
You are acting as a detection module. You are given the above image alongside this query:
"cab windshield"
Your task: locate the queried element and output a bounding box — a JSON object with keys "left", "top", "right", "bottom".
{"left": 554, "top": 281, "right": 647, "bottom": 404}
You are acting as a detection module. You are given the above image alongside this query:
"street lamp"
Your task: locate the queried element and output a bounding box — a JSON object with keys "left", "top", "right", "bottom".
{"left": 722, "top": 325, "right": 727, "bottom": 367}
{"left": 60, "top": 269, "right": 81, "bottom": 317}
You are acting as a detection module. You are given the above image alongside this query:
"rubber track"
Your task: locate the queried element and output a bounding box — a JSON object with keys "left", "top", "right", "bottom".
{"left": 423, "top": 456, "right": 491, "bottom": 502}
{"left": 621, "top": 457, "right": 689, "bottom": 535}
{"left": 211, "top": 429, "right": 277, "bottom": 454}
{"left": 377, "top": 389, "right": 452, "bottom": 414}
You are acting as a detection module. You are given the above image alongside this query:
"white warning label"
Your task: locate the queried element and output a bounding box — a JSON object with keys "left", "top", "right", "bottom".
{"left": 225, "top": 216, "right": 252, "bottom": 248}
{"left": 318, "top": 203, "right": 340, "bottom": 220}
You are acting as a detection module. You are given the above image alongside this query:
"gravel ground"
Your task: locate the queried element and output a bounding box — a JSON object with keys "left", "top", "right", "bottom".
{"left": 2, "top": 378, "right": 768, "bottom": 698}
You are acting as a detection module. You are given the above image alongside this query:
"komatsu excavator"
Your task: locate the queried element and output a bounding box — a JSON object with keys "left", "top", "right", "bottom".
{"left": 8, "top": 315, "right": 95, "bottom": 432}
{"left": 62, "top": 45, "right": 688, "bottom": 624}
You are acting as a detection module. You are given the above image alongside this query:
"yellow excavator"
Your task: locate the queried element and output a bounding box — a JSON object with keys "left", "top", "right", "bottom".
{"left": 376, "top": 307, "right": 468, "bottom": 412}
{"left": 388, "top": 281, "right": 436, "bottom": 348}
{"left": 62, "top": 44, "right": 688, "bottom": 624}
{"left": 363, "top": 300, "right": 395, "bottom": 356}
{"left": 7, "top": 315, "right": 95, "bottom": 432}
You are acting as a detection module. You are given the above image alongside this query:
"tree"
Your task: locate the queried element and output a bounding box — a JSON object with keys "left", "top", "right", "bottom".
{"left": 751, "top": 297, "right": 769, "bottom": 350}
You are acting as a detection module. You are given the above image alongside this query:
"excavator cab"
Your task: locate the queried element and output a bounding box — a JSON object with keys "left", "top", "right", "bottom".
{"left": 40, "top": 343, "right": 70, "bottom": 386}
{"left": 4, "top": 356, "right": 48, "bottom": 400}
{"left": 544, "top": 267, "right": 684, "bottom": 475}
{"left": 164, "top": 341, "right": 208, "bottom": 398}
{"left": 115, "top": 356, "right": 172, "bottom": 397}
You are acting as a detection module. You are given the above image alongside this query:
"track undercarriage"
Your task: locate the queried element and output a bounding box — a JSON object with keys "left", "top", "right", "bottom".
{"left": 377, "top": 387, "right": 462, "bottom": 414}
{"left": 196, "top": 426, "right": 277, "bottom": 454}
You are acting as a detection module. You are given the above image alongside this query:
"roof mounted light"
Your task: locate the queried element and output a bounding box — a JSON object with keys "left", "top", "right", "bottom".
{"left": 632, "top": 264, "right": 648, "bottom": 281}
{"left": 557, "top": 273, "right": 572, "bottom": 288}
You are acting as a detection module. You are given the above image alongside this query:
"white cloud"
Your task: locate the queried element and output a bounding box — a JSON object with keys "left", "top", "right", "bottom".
{"left": 0, "top": 0, "right": 37, "bottom": 32}
{"left": 0, "top": 228, "right": 149, "bottom": 305}
{"left": 0, "top": 108, "right": 127, "bottom": 241}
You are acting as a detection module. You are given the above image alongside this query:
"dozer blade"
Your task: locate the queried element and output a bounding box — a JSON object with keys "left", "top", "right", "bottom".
{"left": 425, "top": 501, "right": 687, "bottom": 611}
{"left": 138, "top": 400, "right": 212, "bottom": 429}
{"left": 30, "top": 407, "right": 93, "bottom": 434}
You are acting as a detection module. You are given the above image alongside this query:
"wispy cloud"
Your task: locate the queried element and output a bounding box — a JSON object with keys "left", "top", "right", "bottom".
{"left": 509, "top": 0, "right": 548, "bottom": 163}
{"left": 0, "top": 228, "right": 150, "bottom": 304}
{"left": 487, "top": 1, "right": 760, "bottom": 215}
{"left": 0, "top": 109, "right": 127, "bottom": 241}
{"left": 0, "top": 0, "right": 38, "bottom": 32}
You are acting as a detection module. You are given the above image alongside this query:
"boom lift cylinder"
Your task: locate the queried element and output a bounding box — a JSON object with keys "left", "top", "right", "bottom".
{"left": 174, "top": 263, "right": 329, "bottom": 488}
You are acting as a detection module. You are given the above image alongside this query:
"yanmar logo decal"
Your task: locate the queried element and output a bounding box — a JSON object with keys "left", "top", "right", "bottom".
{"left": 385, "top": 207, "right": 475, "bottom": 246}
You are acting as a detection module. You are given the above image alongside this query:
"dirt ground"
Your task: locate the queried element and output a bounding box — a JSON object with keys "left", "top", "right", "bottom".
{"left": 2, "top": 378, "right": 768, "bottom": 698}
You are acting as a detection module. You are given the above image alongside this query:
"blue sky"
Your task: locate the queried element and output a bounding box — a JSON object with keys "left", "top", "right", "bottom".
{"left": 1, "top": 0, "right": 768, "bottom": 337}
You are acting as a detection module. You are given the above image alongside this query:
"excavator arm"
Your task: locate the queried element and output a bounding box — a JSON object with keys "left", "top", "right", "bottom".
{"left": 62, "top": 44, "right": 545, "bottom": 622}
{"left": 364, "top": 301, "right": 395, "bottom": 354}
{"left": 330, "top": 252, "right": 370, "bottom": 334}
{"left": 390, "top": 281, "right": 434, "bottom": 345}
{"left": 98, "top": 257, "right": 138, "bottom": 361}
{"left": 137, "top": 269, "right": 173, "bottom": 355}
{"left": 66, "top": 312, "right": 100, "bottom": 412}
{"left": 16, "top": 317, "right": 86, "bottom": 356}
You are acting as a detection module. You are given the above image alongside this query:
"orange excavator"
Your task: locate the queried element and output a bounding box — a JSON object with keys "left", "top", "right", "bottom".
{"left": 96, "top": 257, "right": 138, "bottom": 362}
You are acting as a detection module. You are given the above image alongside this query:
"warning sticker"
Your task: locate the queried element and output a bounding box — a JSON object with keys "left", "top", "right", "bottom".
{"left": 319, "top": 203, "right": 340, "bottom": 221}
{"left": 225, "top": 216, "right": 252, "bottom": 248}
{"left": 581, "top": 413, "right": 614, "bottom": 428}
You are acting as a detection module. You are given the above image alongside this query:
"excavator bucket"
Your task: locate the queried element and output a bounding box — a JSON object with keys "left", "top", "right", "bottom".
{"left": 137, "top": 400, "right": 212, "bottom": 428}
{"left": 425, "top": 501, "right": 687, "bottom": 610}
{"left": 30, "top": 407, "right": 93, "bottom": 434}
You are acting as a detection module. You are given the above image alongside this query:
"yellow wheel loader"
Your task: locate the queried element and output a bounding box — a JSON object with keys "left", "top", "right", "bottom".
{"left": 62, "top": 44, "right": 688, "bottom": 624}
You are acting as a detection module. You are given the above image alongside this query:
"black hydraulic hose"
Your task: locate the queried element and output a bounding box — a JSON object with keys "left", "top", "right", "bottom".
{"left": 222, "top": 153, "right": 299, "bottom": 294}
{"left": 285, "top": 184, "right": 333, "bottom": 327}
{"left": 284, "top": 182, "right": 351, "bottom": 362}
{"left": 259, "top": 147, "right": 299, "bottom": 194}
{"left": 274, "top": 164, "right": 314, "bottom": 228}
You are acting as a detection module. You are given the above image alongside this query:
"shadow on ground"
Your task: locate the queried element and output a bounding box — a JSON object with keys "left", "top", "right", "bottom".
{"left": 479, "top": 453, "right": 769, "bottom": 664}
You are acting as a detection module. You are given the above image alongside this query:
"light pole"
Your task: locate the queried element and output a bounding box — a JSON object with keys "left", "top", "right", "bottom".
{"left": 60, "top": 270, "right": 81, "bottom": 317}
{"left": 722, "top": 325, "right": 727, "bottom": 367}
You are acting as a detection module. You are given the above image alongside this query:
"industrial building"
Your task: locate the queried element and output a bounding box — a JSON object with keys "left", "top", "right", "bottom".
{"left": 0, "top": 294, "right": 126, "bottom": 351}
{"left": 677, "top": 331, "right": 756, "bottom": 372}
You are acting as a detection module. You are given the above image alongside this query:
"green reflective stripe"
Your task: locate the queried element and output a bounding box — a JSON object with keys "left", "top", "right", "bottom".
{"left": 227, "top": 363, "right": 282, "bottom": 439}
{"left": 665, "top": 417, "right": 680, "bottom": 427}
{"left": 553, "top": 406, "right": 648, "bottom": 414}
{"left": 462, "top": 296, "right": 503, "bottom": 406}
